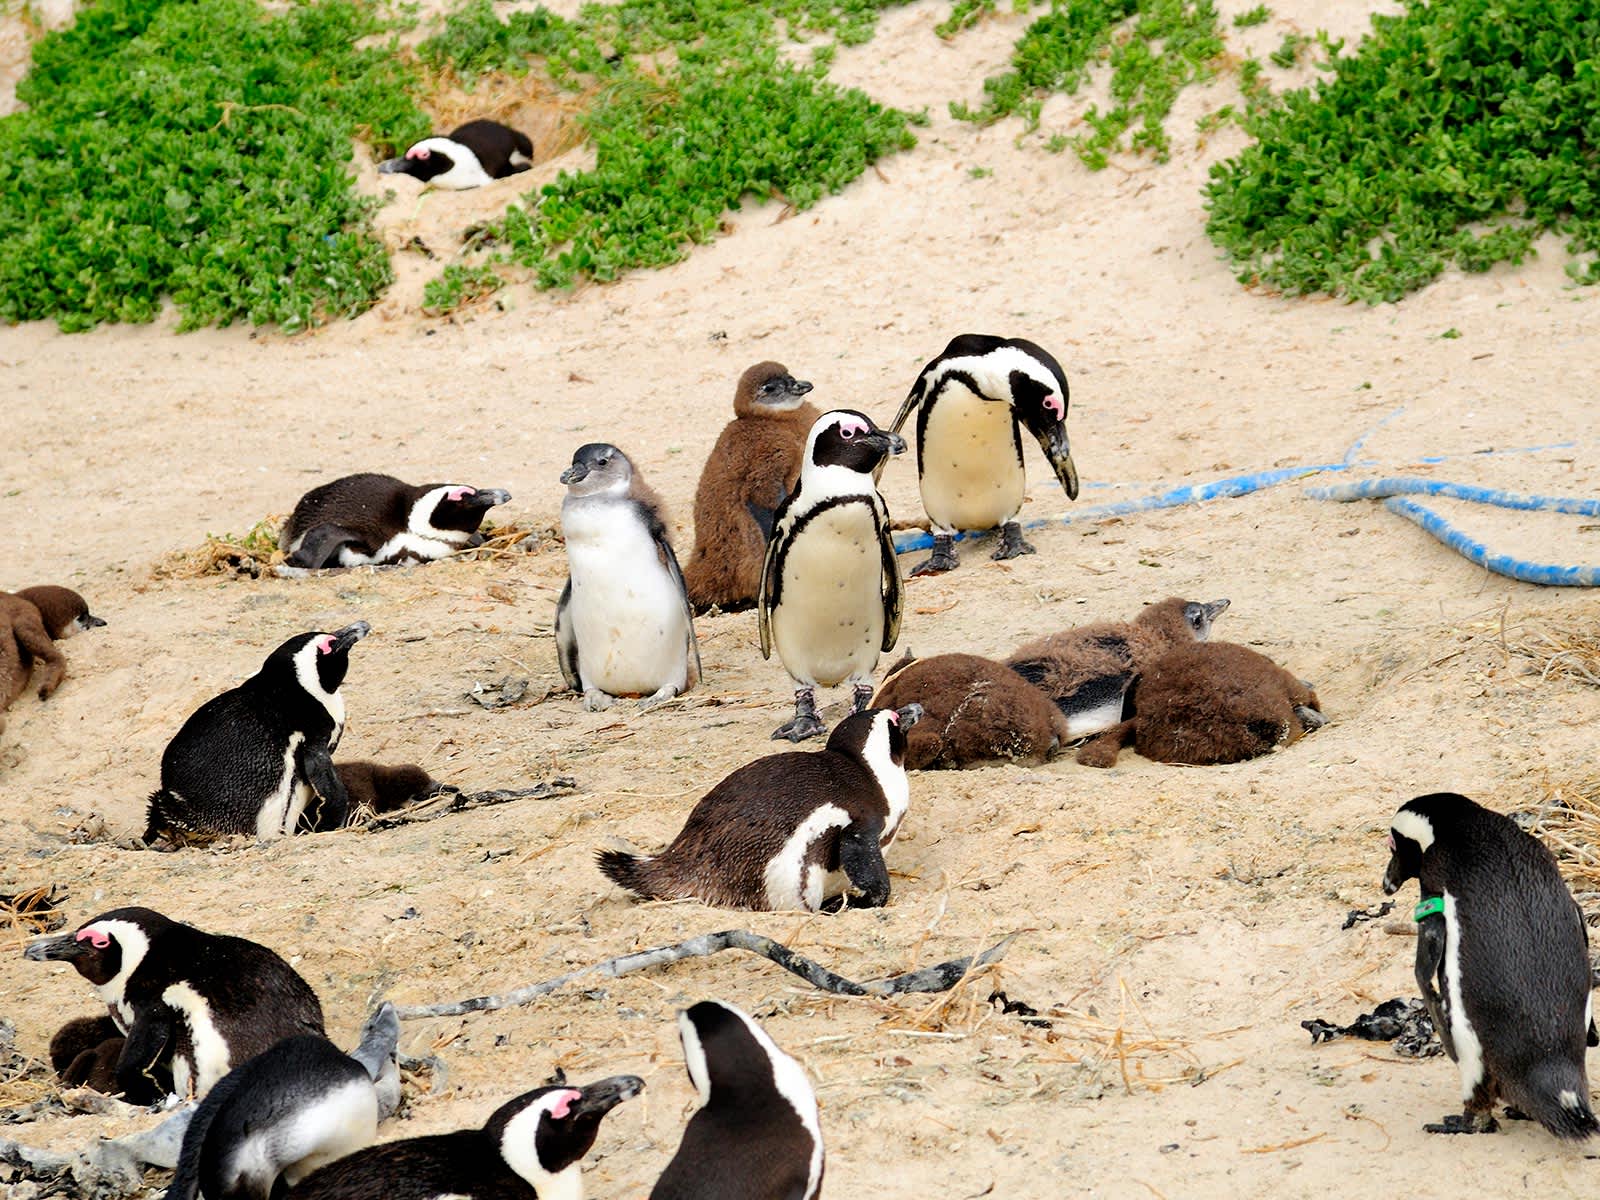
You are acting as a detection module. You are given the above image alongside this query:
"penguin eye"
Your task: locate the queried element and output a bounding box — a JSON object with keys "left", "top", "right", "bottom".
{"left": 839, "top": 426, "right": 856, "bottom": 441}
{"left": 1387, "top": 832, "right": 1396, "bottom": 851}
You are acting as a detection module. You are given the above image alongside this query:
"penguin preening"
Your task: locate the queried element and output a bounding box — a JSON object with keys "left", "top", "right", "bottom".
{"left": 143, "top": 624, "right": 371, "bottom": 844}
{"left": 1382, "top": 792, "right": 1599, "bottom": 1139}
{"left": 682, "top": 361, "right": 820, "bottom": 613}
{"left": 0, "top": 584, "right": 106, "bottom": 735}
{"left": 281, "top": 474, "right": 512, "bottom": 570}
{"left": 597, "top": 705, "right": 920, "bottom": 912}
{"left": 871, "top": 651, "right": 1069, "bottom": 770}
{"left": 556, "top": 443, "right": 700, "bottom": 711}
{"left": 23, "top": 906, "right": 325, "bottom": 1102}
{"left": 377, "top": 119, "right": 534, "bottom": 189}
{"left": 890, "top": 334, "right": 1079, "bottom": 576}
{"left": 286, "top": 1075, "right": 644, "bottom": 1200}
{"left": 652, "top": 1001, "right": 823, "bottom": 1200}
{"left": 758, "top": 410, "right": 906, "bottom": 741}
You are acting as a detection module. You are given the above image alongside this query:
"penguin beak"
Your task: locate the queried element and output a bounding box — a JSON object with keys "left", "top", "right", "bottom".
{"left": 867, "top": 430, "right": 907, "bottom": 456}
{"left": 566, "top": 1075, "right": 644, "bottom": 1119}
{"left": 895, "top": 703, "right": 924, "bottom": 729}
{"left": 80, "top": 613, "right": 108, "bottom": 630}
{"left": 23, "top": 933, "right": 87, "bottom": 962}
{"left": 377, "top": 157, "right": 410, "bottom": 175}
{"left": 1030, "top": 423, "right": 1079, "bottom": 501}
{"left": 1381, "top": 858, "right": 1404, "bottom": 896}
{"left": 560, "top": 463, "right": 589, "bottom": 486}
{"left": 1203, "top": 599, "right": 1231, "bottom": 622}
{"left": 787, "top": 378, "right": 814, "bottom": 397}
{"left": 465, "top": 488, "right": 511, "bottom": 508}
{"left": 329, "top": 622, "right": 371, "bottom": 654}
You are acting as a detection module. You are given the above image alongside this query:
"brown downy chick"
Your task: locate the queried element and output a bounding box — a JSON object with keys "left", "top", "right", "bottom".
{"left": 329, "top": 761, "right": 446, "bottom": 826}
{"left": 872, "top": 651, "right": 1069, "bottom": 769}
{"left": 1, "top": 585, "right": 106, "bottom": 732}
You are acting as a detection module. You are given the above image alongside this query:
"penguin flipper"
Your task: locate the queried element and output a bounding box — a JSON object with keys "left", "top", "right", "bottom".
{"left": 654, "top": 531, "right": 702, "bottom": 690}
{"left": 117, "top": 1006, "right": 176, "bottom": 1101}
{"left": 757, "top": 518, "right": 782, "bottom": 661}
{"left": 838, "top": 825, "right": 890, "bottom": 909}
{"left": 300, "top": 741, "right": 349, "bottom": 832}
{"left": 555, "top": 578, "right": 581, "bottom": 691}
{"left": 878, "top": 506, "right": 903, "bottom": 653}
{"left": 285, "top": 523, "right": 364, "bottom": 570}
{"left": 1413, "top": 912, "right": 1453, "bottom": 1059}
{"left": 745, "top": 499, "right": 779, "bottom": 542}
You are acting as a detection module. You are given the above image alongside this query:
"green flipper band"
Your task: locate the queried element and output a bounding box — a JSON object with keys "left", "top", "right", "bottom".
{"left": 1414, "top": 896, "right": 1445, "bottom": 921}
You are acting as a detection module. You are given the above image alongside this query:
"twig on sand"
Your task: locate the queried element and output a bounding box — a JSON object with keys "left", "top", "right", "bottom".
{"left": 359, "top": 778, "right": 579, "bottom": 830}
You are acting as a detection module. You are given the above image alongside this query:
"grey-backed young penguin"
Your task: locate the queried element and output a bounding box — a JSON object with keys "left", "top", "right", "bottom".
{"left": 556, "top": 444, "right": 700, "bottom": 711}
{"left": 24, "top": 906, "right": 325, "bottom": 1102}
{"left": 286, "top": 1075, "right": 644, "bottom": 1200}
{"left": 872, "top": 651, "right": 1069, "bottom": 770}
{"left": 598, "top": 705, "right": 919, "bottom": 912}
{"left": 1, "top": 585, "right": 106, "bottom": 734}
{"left": 890, "top": 334, "right": 1079, "bottom": 576}
{"left": 652, "top": 1001, "right": 823, "bottom": 1200}
{"left": 758, "top": 410, "right": 905, "bottom": 741}
{"left": 1382, "top": 793, "right": 1599, "bottom": 1139}
{"left": 281, "top": 474, "right": 511, "bottom": 570}
{"left": 682, "top": 362, "right": 820, "bottom": 612}
{"left": 377, "top": 119, "right": 535, "bottom": 189}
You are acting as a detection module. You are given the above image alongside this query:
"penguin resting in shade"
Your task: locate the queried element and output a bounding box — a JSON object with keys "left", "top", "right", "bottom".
{"left": 556, "top": 443, "right": 700, "bottom": 711}
{"left": 377, "top": 119, "right": 534, "bottom": 189}
{"left": 598, "top": 706, "right": 920, "bottom": 912}
{"left": 281, "top": 473, "right": 511, "bottom": 570}
{"left": 890, "top": 334, "right": 1079, "bottom": 576}
{"left": 682, "top": 361, "right": 820, "bottom": 613}
{"left": 1382, "top": 792, "right": 1600, "bottom": 1138}
{"left": 0, "top": 585, "right": 106, "bottom": 735}
{"left": 143, "top": 623, "right": 371, "bottom": 843}
{"left": 872, "top": 651, "right": 1069, "bottom": 770}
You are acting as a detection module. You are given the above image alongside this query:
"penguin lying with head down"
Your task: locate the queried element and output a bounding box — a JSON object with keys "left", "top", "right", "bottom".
{"left": 598, "top": 705, "right": 920, "bottom": 912}
{"left": 871, "top": 651, "right": 1069, "bottom": 770}
{"left": 1383, "top": 792, "right": 1600, "bottom": 1139}
{"left": 377, "top": 119, "right": 534, "bottom": 189}
{"left": 281, "top": 473, "right": 512, "bottom": 570}
{"left": 0, "top": 585, "right": 106, "bottom": 735}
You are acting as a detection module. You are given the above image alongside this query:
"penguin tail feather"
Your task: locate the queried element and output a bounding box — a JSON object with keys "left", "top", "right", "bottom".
{"left": 1517, "top": 1063, "right": 1600, "bottom": 1139}
{"left": 142, "top": 790, "right": 175, "bottom": 844}
{"left": 595, "top": 849, "right": 658, "bottom": 898}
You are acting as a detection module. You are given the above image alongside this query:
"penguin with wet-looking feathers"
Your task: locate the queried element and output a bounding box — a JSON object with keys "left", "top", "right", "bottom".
{"left": 281, "top": 473, "right": 511, "bottom": 570}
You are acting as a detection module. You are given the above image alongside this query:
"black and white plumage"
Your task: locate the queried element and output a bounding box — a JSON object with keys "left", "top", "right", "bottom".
{"left": 1382, "top": 792, "right": 1599, "bottom": 1138}
{"left": 143, "top": 624, "right": 370, "bottom": 843}
{"left": 890, "top": 334, "right": 1079, "bottom": 576}
{"left": 376, "top": 120, "right": 534, "bottom": 189}
{"left": 556, "top": 444, "right": 700, "bottom": 712}
{"left": 652, "top": 1001, "right": 823, "bottom": 1200}
{"left": 23, "top": 907, "right": 325, "bottom": 1103}
{"left": 280, "top": 474, "right": 511, "bottom": 570}
{"left": 758, "top": 410, "right": 906, "bottom": 741}
{"left": 286, "top": 1075, "right": 644, "bottom": 1200}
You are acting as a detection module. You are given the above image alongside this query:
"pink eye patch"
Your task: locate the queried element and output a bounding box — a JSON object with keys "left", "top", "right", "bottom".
{"left": 886, "top": 710, "right": 899, "bottom": 725}
{"left": 76, "top": 928, "right": 111, "bottom": 949}
{"left": 548, "top": 1089, "right": 582, "bottom": 1119}
{"left": 446, "top": 486, "right": 474, "bottom": 501}
{"left": 1386, "top": 832, "right": 1396, "bottom": 851}
{"left": 315, "top": 634, "right": 337, "bottom": 654}
{"left": 1042, "top": 393, "right": 1064, "bottom": 420}
{"left": 838, "top": 417, "right": 870, "bottom": 439}
{"left": 406, "top": 146, "right": 430, "bottom": 160}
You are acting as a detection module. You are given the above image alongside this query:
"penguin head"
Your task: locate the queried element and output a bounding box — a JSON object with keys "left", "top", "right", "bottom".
{"left": 490, "top": 1075, "right": 644, "bottom": 1189}
{"left": 804, "top": 410, "right": 906, "bottom": 476}
{"left": 560, "top": 443, "right": 633, "bottom": 498}
{"left": 377, "top": 138, "right": 463, "bottom": 183}
{"left": 735, "top": 361, "right": 814, "bottom": 417}
{"left": 1009, "top": 372, "right": 1078, "bottom": 501}
{"left": 23, "top": 906, "right": 170, "bottom": 983}
{"left": 271, "top": 623, "right": 371, "bottom": 699}
{"left": 15, "top": 586, "right": 106, "bottom": 639}
{"left": 826, "top": 705, "right": 921, "bottom": 773}
{"left": 1382, "top": 793, "right": 1469, "bottom": 893}
{"left": 1182, "top": 598, "right": 1230, "bottom": 641}
{"left": 411, "top": 483, "right": 512, "bottom": 537}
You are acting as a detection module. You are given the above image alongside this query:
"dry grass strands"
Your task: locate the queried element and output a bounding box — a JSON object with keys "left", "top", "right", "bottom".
{"left": 1503, "top": 617, "right": 1600, "bottom": 688}
{"left": 1521, "top": 772, "right": 1600, "bottom": 898}
{"left": 0, "top": 885, "right": 67, "bottom": 951}
{"left": 150, "top": 516, "right": 287, "bottom": 579}
{"left": 413, "top": 65, "right": 593, "bottom": 165}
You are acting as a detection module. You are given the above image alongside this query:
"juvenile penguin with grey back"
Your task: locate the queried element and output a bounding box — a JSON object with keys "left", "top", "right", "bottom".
{"left": 23, "top": 906, "right": 325, "bottom": 1103}
{"left": 0, "top": 584, "right": 106, "bottom": 734}
{"left": 1383, "top": 792, "right": 1599, "bottom": 1138}
{"left": 652, "top": 1001, "right": 823, "bottom": 1200}
{"left": 377, "top": 119, "right": 534, "bottom": 189}
{"left": 598, "top": 706, "right": 920, "bottom": 912}
{"left": 281, "top": 473, "right": 511, "bottom": 570}
{"left": 891, "top": 334, "right": 1079, "bottom": 576}
{"left": 759, "top": 410, "right": 906, "bottom": 741}
{"left": 143, "top": 624, "right": 370, "bottom": 843}
{"left": 557, "top": 443, "right": 700, "bottom": 711}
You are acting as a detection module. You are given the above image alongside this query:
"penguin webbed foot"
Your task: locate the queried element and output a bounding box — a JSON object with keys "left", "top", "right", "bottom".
{"left": 637, "top": 686, "right": 679, "bottom": 712}
{"left": 850, "top": 682, "right": 875, "bottom": 714}
{"left": 910, "top": 535, "right": 959, "bottom": 578}
{"left": 1295, "top": 704, "right": 1326, "bottom": 732}
{"left": 991, "top": 522, "right": 1036, "bottom": 561}
{"left": 583, "top": 689, "right": 617, "bottom": 713}
{"left": 772, "top": 713, "right": 827, "bottom": 742}
{"left": 1424, "top": 1112, "right": 1500, "bottom": 1135}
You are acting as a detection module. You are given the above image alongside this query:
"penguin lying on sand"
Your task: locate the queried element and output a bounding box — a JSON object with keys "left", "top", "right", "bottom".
{"left": 24, "top": 906, "right": 325, "bottom": 1102}
{"left": 0, "top": 585, "right": 106, "bottom": 735}
{"left": 598, "top": 705, "right": 920, "bottom": 912}
{"left": 557, "top": 443, "right": 700, "bottom": 711}
{"left": 652, "top": 1001, "right": 823, "bottom": 1200}
{"left": 281, "top": 473, "right": 511, "bottom": 570}
{"left": 1383, "top": 792, "right": 1600, "bottom": 1139}
{"left": 286, "top": 1075, "right": 644, "bottom": 1200}
{"left": 144, "top": 624, "right": 371, "bottom": 844}
{"left": 890, "top": 334, "right": 1079, "bottom": 576}
{"left": 332, "top": 760, "right": 447, "bottom": 826}
{"left": 682, "top": 361, "right": 820, "bottom": 613}
{"left": 872, "top": 651, "right": 1069, "bottom": 770}
{"left": 758, "top": 410, "right": 905, "bottom": 741}
{"left": 377, "top": 119, "right": 534, "bottom": 189}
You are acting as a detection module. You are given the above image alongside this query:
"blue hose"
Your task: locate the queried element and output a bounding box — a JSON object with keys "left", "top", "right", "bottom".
{"left": 1306, "top": 478, "right": 1600, "bottom": 516}
{"left": 1378, "top": 496, "right": 1600, "bottom": 587}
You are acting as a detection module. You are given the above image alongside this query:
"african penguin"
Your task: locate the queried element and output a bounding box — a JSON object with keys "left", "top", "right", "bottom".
{"left": 329, "top": 760, "right": 447, "bottom": 827}
{"left": 49, "top": 1013, "right": 137, "bottom": 1097}
{"left": 23, "top": 906, "right": 325, "bottom": 1102}
{"left": 890, "top": 334, "right": 1079, "bottom": 576}
{"left": 556, "top": 443, "right": 700, "bottom": 711}
{"left": 872, "top": 651, "right": 1070, "bottom": 770}
{"left": 1382, "top": 792, "right": 1599, "bottom": 1139}
{"left": 758, "top": 410, "right": 906, "bottom": 741}
{"left": 682, "top": 361, "right": 821, "bottom": 613}
{"left": 281, "top": 473, "right": 512, "bottom": 570}
{"left": 376, "top": 119, "right": 534, "bottom": 190}
{"left": 652, "top": 1001, "right": 823, "bottom": 1200}
{"left": 285, "top": 1075, "right": 644, "bottom": 1200}
{"left": 0, "top": 584, "right": 106, "bottom": 734}
{"left": 597, "top": 705, "right": 920, "bottom": 912}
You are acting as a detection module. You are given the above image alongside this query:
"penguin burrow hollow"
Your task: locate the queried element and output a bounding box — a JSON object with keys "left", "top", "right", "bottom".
{"left": 682, "top": 361, "right": 821, "bottom": 613}
{"left": 890, "top": 334, "right": 1079, "bottom": 576}
{"left": 23, "top": 906, "right": 325, "bottom": 1103}
{"left": 597, "top": 705, "right": 921, "bottom": 912}
{"left": 1382, "top": 792, "right": 1600, "bottom": 1139}
{"left": 556, "top": 443, "right": 701, "bottom": 712}
{"left": 377, "top": 119, "right": 534, "bottom": 190}
{"left": 280, "top": 473, "right": 511, "bottom": 570}
{"left": 758, "top": 409, "right": 906, "bottom": 741}
{"left": 0, "top": 584, "right": 106, "bottom": 736}
{"left": 872, "top": 651, "right": 1069, "bottom": 770}
{"left": 143, "top": 623, "right": 371, "bottom": 845}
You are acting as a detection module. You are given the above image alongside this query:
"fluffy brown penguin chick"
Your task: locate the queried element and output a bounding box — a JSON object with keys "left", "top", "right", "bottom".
{"left": 682, "top": 361, "right": 821, "bottom": 612}
{"left": 0, "top": 585, "right": 106, "bottom": 733}
{"left": 49, "top": 1015, "right": 160, "bottom": 1100}
{"left": 1077, "top": 641, "right": 1325, "bottom": 767}
{"left": 331, "top": 761, "right": 446, "bottom": 825}
{"left": 872, "top": 651, "right": 1069, "bottom": 770}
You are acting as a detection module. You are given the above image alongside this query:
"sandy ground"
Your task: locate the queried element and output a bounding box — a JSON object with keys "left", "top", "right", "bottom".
{"left": 4, "top": 0, "right": 1600, "bottom": 1196}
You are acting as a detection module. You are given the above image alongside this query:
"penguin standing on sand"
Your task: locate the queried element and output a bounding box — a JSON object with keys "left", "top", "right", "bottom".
{"left": 758, "top": 410, "right": 905, "bottom": 741}
{"left": 1382, "top": 792, "right": 1599, "bottom": 1138}
{"left": 682, "top": 361, "right": 820, "bottom": 612}
{"left": 556, "top": 444, "right": 700, "bottom": 711}
{"left": 598, "top": 705, "right": 920, "bottom": 912}
{"left": 143, "top": 623, "right": 371, "bottom": 843}
{"left": 652, "top": 1001, "right": 823, "bottom": 1200}
{"left": 891, "top": 334, "right": 1079, "bottom": 576}
{"left": 0, "top": 584, "right": 106, "bottom": 733}
{"left": 23, "top": 906, "right": 325, "bottom": 1102}
{"left": 281, "top": 474, "right": 511, "bottom": 570}
{"left": 377, "top": 119, "right": 534, "bottom": 189}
